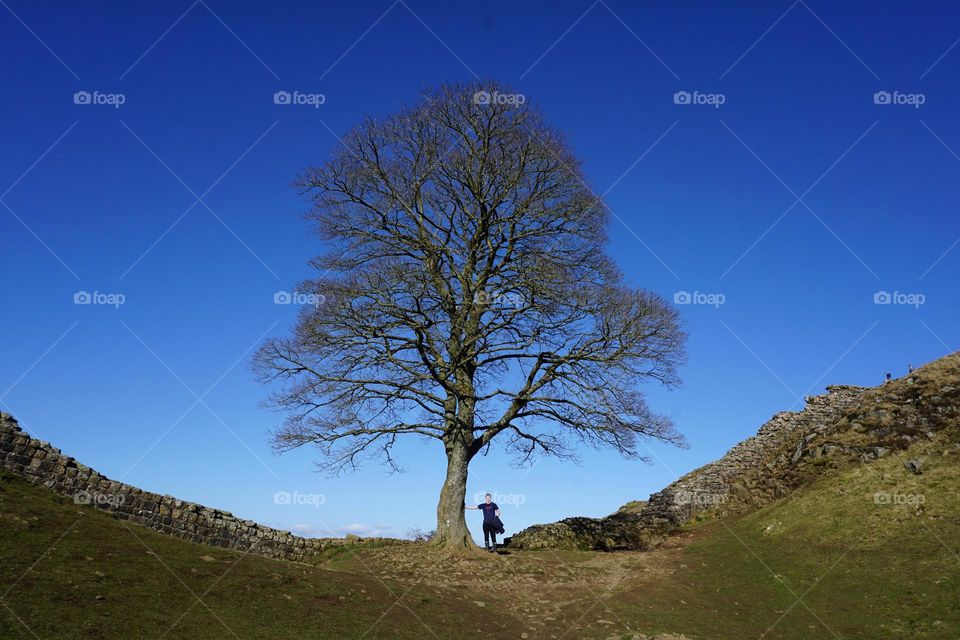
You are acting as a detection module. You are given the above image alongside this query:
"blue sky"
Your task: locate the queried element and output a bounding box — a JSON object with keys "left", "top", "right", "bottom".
{"left": 1, "top": 0, "right": 958, "bottom": 542}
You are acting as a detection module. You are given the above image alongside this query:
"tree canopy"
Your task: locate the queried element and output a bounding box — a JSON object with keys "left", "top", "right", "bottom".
{"left": 253, "top": 82, "right": 687, "bottom": 547}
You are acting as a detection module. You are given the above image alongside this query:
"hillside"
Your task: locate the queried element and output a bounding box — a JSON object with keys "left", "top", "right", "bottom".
{"left": 0, "top": 470, "right": 513, "bottom": 640}
{"left": 3, "top": 435, "right": 960, "bottom": 638}
{"left": 511, "top": 352, "right": 960, "bottom": 551}
{"left": 605, "top": 424, "right": 960, "bottom": 638}
{"left": 2, "top": 352, "right": 959, "bottom": 638}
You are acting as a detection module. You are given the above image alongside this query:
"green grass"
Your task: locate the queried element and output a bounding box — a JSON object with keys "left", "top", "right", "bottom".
{"left": 608, "top": 436, "right": 960, "bottom": 639}
{"left": 0, "top": 472, "right": 513, "bottom": 640}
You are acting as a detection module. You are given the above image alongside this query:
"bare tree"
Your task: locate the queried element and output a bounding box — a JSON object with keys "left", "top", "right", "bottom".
{"left": 253, "top": 82, "right": 686, "bottom": 549}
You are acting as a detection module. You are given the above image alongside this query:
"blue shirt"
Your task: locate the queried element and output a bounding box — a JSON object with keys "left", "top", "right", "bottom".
{"left": 478, "top": 502, "right": 499, "bottom": 523}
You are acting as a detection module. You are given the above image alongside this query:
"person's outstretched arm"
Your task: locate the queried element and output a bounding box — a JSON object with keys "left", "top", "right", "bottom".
{"left": 465, "top": 504, "right": 478, "bottom": 510}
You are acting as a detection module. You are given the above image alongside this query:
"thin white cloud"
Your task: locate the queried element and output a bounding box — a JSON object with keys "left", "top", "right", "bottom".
{"left": 282, "top": 522, "right": 395, "bottom": 538}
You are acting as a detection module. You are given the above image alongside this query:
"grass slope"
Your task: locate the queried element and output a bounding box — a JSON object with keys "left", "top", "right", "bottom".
{"left": 3, "top": 439, "right": 959, "bottom": 639}
{"left": 609, "top": 433, "right": 960, "bottom": 639}
{"left": 0, "top": 471, "right": 514, "bottom": 640}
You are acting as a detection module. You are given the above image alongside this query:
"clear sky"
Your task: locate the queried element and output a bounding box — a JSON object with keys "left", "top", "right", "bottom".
{"left": 2, "top": 0, "right": 958, "bottom": 543}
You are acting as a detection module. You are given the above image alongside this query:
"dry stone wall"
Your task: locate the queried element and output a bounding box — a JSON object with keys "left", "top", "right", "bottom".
{"left": 0, "top": 412, "right": 400, "bottom": 561}
{"left": 510, "top": 384, "right": 871, "bottom": 550}
{"left": 509, "top": 355, "right": 960, "bottom": 551}
{"left": 637, "top": 384, "right": 869, "bottom": 526}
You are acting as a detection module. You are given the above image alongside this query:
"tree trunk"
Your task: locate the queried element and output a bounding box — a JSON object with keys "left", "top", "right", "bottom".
{"left": 431, "top": 442, "right": 476, "bottom": 549}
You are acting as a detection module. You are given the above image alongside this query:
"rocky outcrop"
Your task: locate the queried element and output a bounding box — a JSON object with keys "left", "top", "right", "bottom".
{"left": 506, "top": 512, "right": 654, "bottom": 552}
{"left": 789, "top": 366, "right": 960, "bottom": 468}
{"left": 512, "top": 353, "right": 960, "bottom": 551}
{"left": 511, "top": 385, "right": 869, "bottom": 550}
{"left": 637, "top": 384, "right": 868, "bottom": 527}
{"left": 0, "top": 413, "right": 402, "bottom": 561}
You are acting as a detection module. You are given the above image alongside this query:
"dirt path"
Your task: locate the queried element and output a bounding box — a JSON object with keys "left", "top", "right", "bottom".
{"left": 323, "top": 537, "right": 696, "bottom": 639}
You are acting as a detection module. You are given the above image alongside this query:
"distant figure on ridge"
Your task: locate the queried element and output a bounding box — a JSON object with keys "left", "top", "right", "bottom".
{"left": 885, "top": 372, "right": 892, "bottom": 382}
{"left": 908, "top": 363, "right": 915, "bottom": 373}
{"left": 466, "top": 493, "right": 501, "bottom": 552}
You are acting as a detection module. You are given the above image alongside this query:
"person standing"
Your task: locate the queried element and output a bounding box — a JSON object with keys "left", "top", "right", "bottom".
{"left": 466, "top": 493, "right": 501, "bottom": 552}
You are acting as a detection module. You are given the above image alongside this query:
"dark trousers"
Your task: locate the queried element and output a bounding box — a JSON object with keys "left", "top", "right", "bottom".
{"left": 482, "top": 522, "right": 497, "bottom": 548}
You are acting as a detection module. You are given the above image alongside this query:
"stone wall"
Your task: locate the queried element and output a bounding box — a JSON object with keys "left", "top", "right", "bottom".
{"left": 0, "top": 412, "right": 401, "bottom": 561}
{"left": 637, "top": 384, "right": 869, "bottom": 526}
{"left": 510, "top": 384, "right": 871, "bottom": 550}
